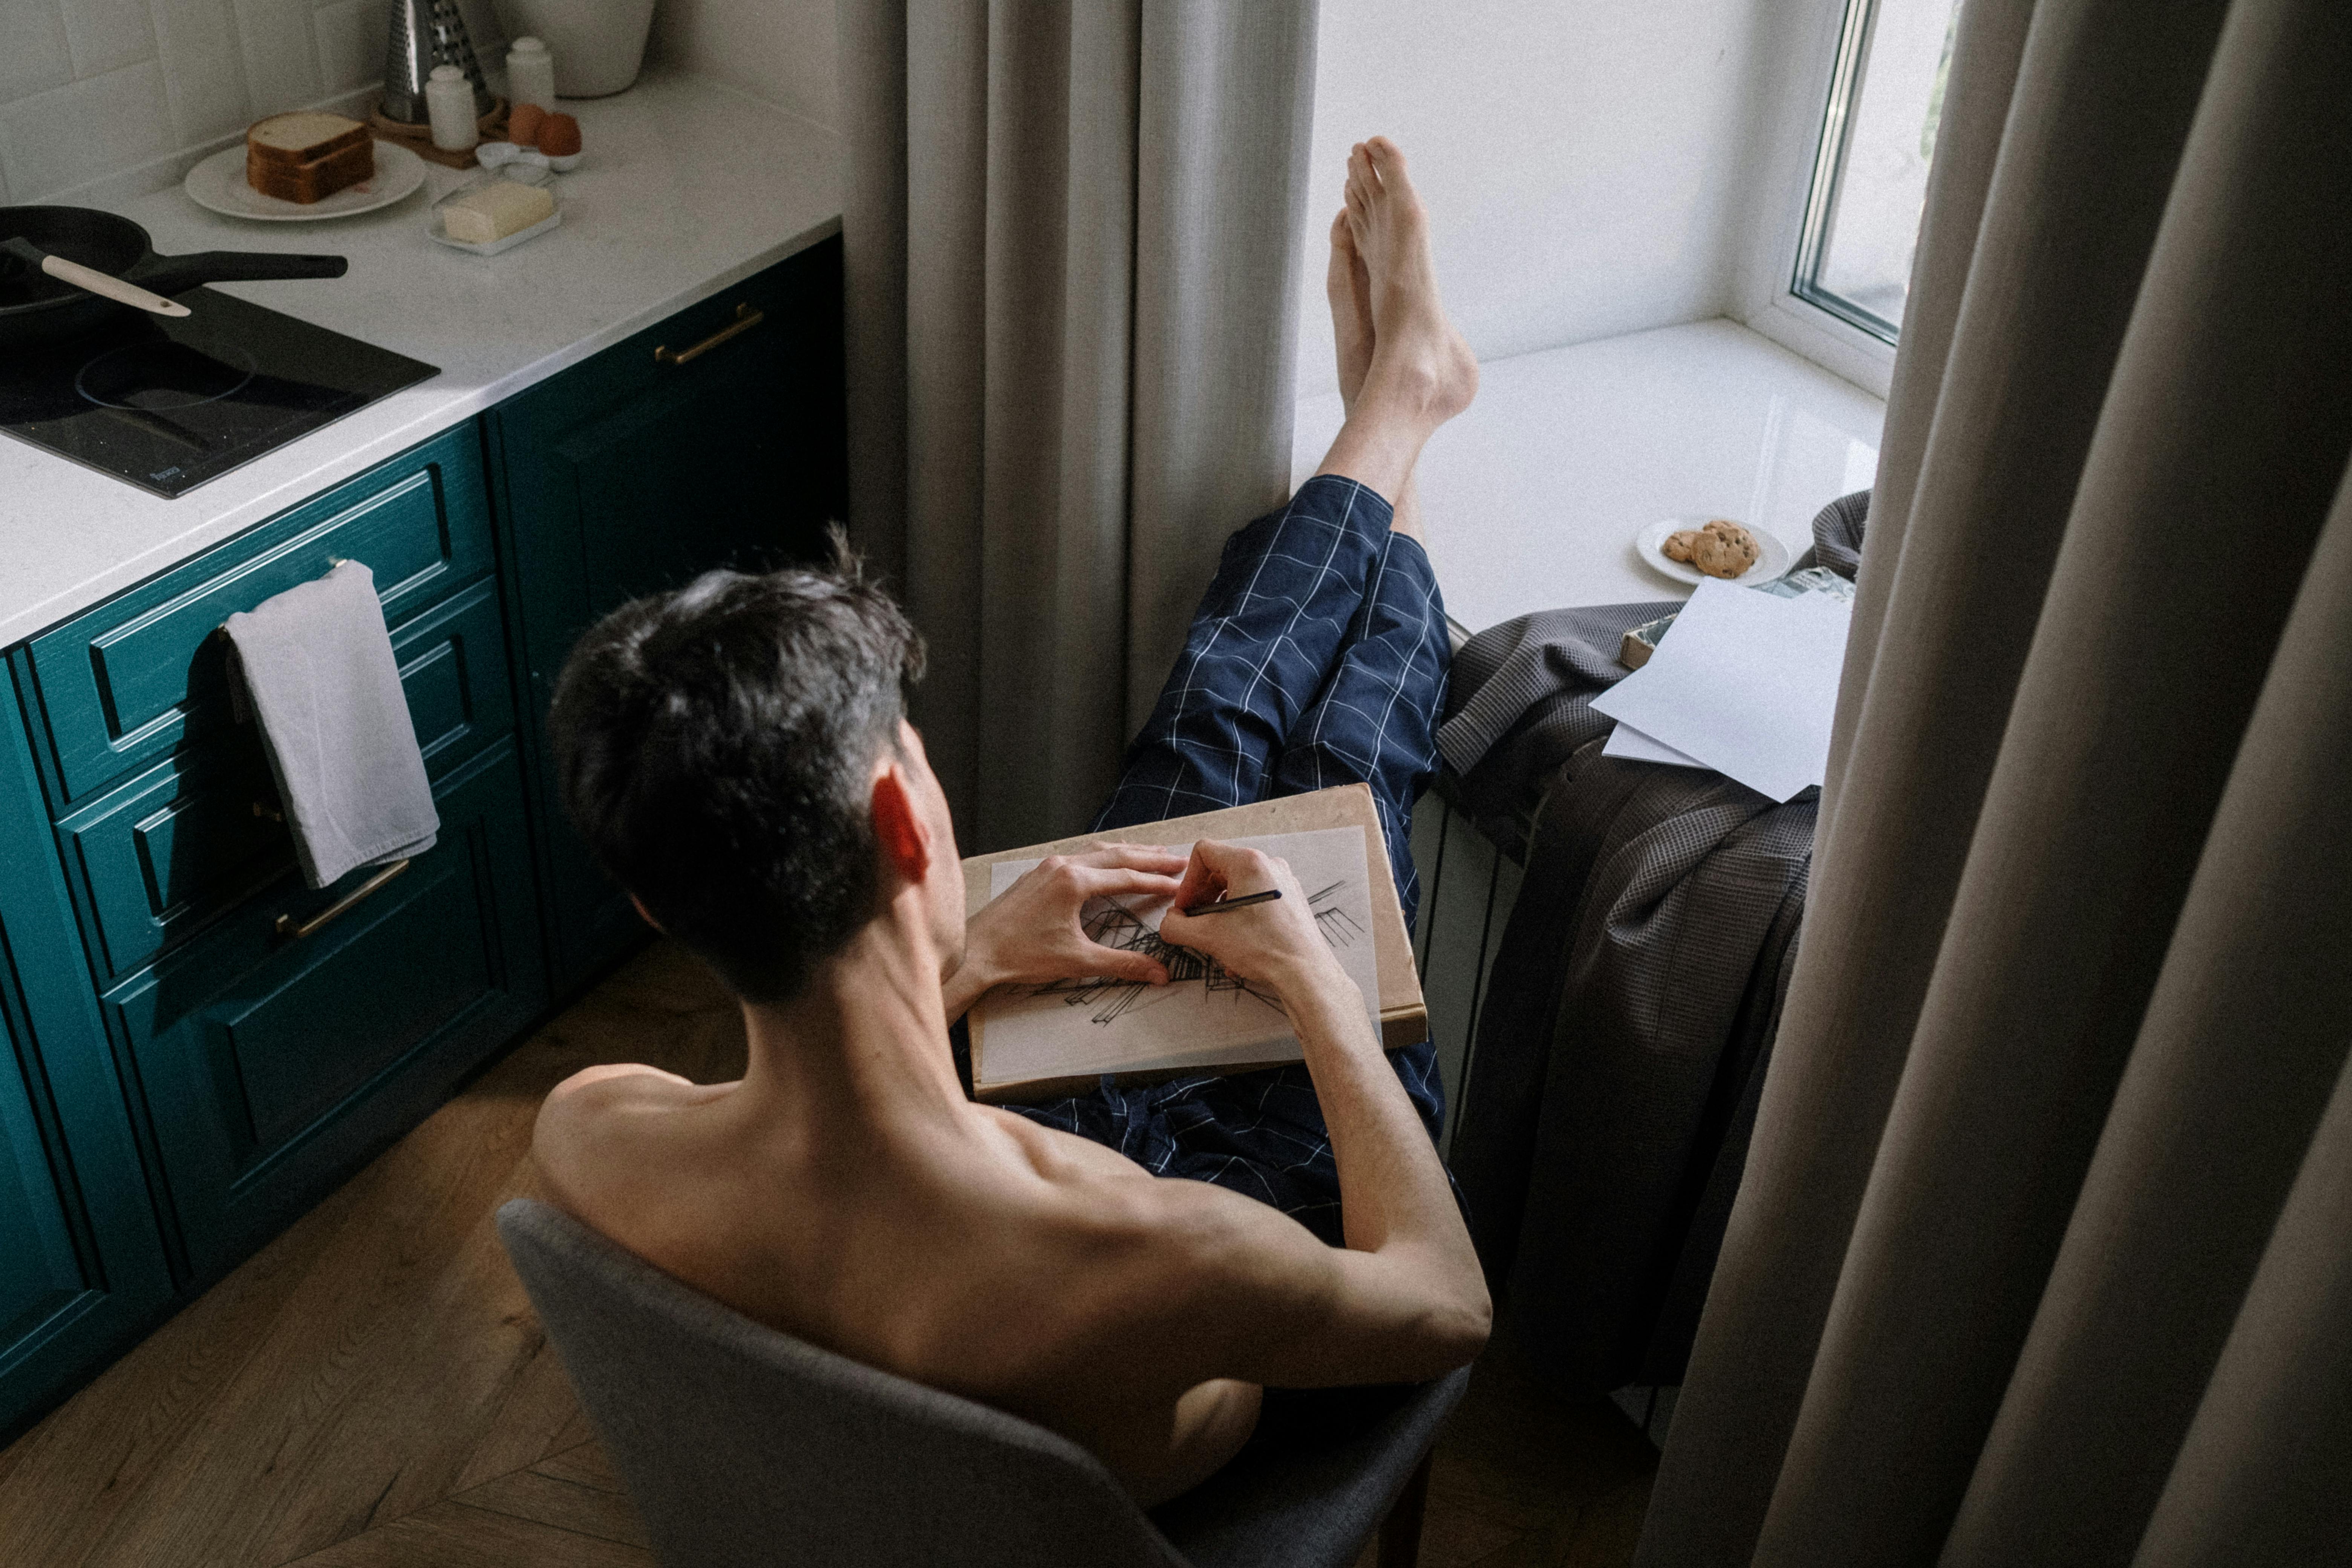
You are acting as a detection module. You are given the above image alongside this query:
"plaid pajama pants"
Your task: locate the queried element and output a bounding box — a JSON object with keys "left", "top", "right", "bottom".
{"left": 997, "top": 474, "right": 1451, "bottom": 1246}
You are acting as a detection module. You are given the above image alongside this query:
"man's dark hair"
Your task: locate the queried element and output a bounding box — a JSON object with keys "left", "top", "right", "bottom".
{"left": 547, "top": 538, "right": 926, "bottom": 1003}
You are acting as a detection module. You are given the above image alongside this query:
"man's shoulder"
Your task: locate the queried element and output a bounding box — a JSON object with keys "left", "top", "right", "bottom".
{"left": 533, "top": 1064, "right": 722, "bottom": 1188}
{"left": 994, "top": 1118, "right": 1343, "bottom": 1320}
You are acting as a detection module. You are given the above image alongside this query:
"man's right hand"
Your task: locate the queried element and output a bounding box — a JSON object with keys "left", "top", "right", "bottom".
{"left": 1157, "top": 841, "right": 1349, "bottom": 1002}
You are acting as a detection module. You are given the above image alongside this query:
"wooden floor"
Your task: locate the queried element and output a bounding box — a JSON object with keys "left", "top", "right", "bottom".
{"left": 0, "top": 940, "right": 1655, "bottom": 1568}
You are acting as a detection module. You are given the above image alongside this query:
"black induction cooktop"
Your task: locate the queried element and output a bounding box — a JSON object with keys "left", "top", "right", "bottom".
{"left": 0, "top": 287, "right": 438, "bottom": 499}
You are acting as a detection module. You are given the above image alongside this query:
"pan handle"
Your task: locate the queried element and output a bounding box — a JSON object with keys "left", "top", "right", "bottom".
{"left": 132, "top": 251, "right": 349, "bottom": 296}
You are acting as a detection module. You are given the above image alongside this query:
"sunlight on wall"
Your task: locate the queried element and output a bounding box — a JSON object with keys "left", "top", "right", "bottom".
{"left": 1295, "top": 0, "right": 1778, "bottom": 399}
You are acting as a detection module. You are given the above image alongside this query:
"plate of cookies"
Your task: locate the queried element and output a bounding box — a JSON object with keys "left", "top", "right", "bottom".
{"left": 1636, "top": 516, "right": 1790, "bottom": 586}
{"left": 184, "top": 113, "right": 427, "bottom": 222}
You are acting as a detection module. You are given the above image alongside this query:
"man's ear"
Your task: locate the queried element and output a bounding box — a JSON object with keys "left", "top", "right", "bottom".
{"left": 871, "top": 765, "right": 931, "bottom": 887}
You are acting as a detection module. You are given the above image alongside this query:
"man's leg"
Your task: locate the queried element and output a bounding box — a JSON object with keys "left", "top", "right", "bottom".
{"left": 1010, "top": 139, "right": 1475, "bottom": 1241}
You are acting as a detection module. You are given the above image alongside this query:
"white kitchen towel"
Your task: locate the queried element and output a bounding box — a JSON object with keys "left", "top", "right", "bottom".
{"left": 222, "top": 560, "right": 438, "bottom": 889}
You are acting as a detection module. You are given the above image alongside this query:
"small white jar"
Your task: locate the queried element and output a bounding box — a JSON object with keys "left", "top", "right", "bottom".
{"left": 425, "top": 64, "right": 479, "bottom": 153}
{"left": 506, "top": 37, "right": 557, "bottom": 109}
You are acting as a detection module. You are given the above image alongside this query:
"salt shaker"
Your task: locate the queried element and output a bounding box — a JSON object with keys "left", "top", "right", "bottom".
{"left": 506, "top": 36, "right": 557, "bottom": 109}
{"left": 426, "top": 64, "right": 479, "bottom": 152}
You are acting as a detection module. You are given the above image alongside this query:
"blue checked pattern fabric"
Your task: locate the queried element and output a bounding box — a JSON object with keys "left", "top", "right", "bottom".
{"left": 998, "top": 475, "right": 1452, "bottom": 1246}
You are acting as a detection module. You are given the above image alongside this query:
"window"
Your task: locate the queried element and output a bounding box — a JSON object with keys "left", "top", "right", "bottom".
{"left": 1792, "top": 0, "right": 1963, "bottom": 343}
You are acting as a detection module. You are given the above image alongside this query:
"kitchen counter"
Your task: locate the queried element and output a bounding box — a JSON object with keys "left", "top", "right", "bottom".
{"left": 0, "top": 66, "right": 842, "bottom": 650}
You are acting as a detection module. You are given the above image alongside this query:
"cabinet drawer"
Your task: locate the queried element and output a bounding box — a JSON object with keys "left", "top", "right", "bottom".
{"left": 56, "top": 580, "right": 514, "bottom": 980}
{"left": 104, "top": 740, "right": 543, "bottom": 1283}
{"left": 20, "top": 425, "right": 493, "bottom": 807}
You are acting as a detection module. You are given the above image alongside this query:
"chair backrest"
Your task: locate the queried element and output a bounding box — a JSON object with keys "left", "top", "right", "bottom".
{"left": 496, "top": 1198, "right": 1188, "bottom": 1568}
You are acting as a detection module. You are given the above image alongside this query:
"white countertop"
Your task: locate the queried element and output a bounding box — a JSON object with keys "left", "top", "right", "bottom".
{"left": 1292, "top": 318, "right": 1887, "bottom": 634}
{"left": 0, "top": 66, "right": 842, "bottom": 649}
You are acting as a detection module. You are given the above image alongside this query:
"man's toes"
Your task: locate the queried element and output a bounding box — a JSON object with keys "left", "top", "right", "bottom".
{"left": 1364, "top": 136, "right": 1408, "bottom": 184}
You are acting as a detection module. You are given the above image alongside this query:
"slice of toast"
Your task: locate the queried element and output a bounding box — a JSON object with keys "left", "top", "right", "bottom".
{"left": 247, "top": 112, "right": 371, "bottom": 172}
{"left": 246, "top": 138, "right": 375, "bottom": 204}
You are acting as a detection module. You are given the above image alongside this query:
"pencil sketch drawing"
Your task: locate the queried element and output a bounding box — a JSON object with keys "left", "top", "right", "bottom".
{"left": 975, "top": 825, "right": 1384, "bottom": 1089}
{"left": 1026, "top": 881, "right": 1367, "bottom": 1026}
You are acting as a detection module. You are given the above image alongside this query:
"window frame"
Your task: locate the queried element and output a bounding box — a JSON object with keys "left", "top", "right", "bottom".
{"left": 1790, "top": 0, "right": 1908, "bottom": 345}
{"left": 1735, "top": 0, "right": 1908, "bottom": 399}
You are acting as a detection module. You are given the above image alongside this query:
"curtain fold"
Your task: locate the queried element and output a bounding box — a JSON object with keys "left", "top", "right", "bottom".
{"left": 838, "top": 0, "right": 1318, "bottom": 851}
{"left": 1638, "top": 0, "right": 2352, "bottom": 1562}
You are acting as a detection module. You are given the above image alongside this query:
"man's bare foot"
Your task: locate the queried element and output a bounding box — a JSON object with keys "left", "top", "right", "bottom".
{"left": 1341, "top": 138, "right": 1477, "bottom": 427}
{"left": 1327, "top": 209, "right": 1375, "bottom": 413}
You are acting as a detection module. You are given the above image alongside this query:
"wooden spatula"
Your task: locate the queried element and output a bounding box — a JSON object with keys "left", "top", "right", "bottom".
{"left": 2, "top": 236, "right": 192, "bottom": 317}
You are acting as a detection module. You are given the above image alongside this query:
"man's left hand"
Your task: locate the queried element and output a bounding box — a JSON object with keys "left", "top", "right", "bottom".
{"left": 943, "top": 844, "right": 1187, "bottom": 1018}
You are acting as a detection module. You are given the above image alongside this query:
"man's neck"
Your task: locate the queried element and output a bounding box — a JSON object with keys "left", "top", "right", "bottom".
{"left": 733, "top": 906, "right": 974, "bottom": 1149}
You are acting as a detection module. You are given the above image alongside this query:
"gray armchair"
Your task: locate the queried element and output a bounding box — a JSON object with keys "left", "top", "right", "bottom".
{"left": 497, "top": 1198, "right": 1467, "bottom": 1568}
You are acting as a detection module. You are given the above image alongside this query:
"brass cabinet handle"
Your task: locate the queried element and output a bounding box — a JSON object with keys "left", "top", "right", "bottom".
{"left": 654, "top": 302, "right": 764, "bottom": 366}
{"left": 276, "top": 859, "right": 410, "bottom": 941}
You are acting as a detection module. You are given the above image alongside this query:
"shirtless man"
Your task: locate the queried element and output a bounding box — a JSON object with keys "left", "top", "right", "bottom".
{"left": 532, "top": 138, "right": 1484, "bottom": 1506}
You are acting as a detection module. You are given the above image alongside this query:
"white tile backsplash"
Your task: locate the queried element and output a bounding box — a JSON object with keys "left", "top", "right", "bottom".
{"left": 62, "top": 0, "right": 158, "bottom": 80}
{"left": 1, "top": 2, "right": 77, "bottom": 104}
{"left": 151, "top": 0, "right": 254, "bottom": 147}
{"left": 0, "top": 0, "right": 499, "bottom": 204}
{"left": 0, "top": 58, "right": 173, "bottom": 199}
{"left": 230, "top": 0, "right": 322, "bottom": 120}
{"left": 314, "top": 0, "right": 388, "bottom": 97}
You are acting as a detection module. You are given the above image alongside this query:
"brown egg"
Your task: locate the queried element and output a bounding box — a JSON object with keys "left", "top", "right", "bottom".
{"left": 536, "top": 113, "right": 582, "bottom": 158}
{"left": 507, "top": 102, "right": 546, "bottom": 147}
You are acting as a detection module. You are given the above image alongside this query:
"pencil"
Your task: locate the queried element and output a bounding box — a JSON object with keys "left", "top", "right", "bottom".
{"left": 1177, "top": 888, "right": 1284, "bottom": 918}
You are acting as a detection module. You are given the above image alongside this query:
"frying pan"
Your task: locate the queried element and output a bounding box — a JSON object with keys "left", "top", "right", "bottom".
{"left": 0, "top": 206, "right": 346, "bottom": 352}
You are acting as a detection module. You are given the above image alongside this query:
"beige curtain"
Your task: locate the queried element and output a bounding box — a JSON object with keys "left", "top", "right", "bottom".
{"left": 1637, "top": 0, "right": 2352, "bottom": 1563}
{"left": 837, "top": 0, "right": 1319, "bottom": 851}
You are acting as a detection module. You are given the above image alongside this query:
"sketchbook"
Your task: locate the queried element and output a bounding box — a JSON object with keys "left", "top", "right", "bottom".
{"left": 961, "top": 784, "right": 1427, "bottom": 1101}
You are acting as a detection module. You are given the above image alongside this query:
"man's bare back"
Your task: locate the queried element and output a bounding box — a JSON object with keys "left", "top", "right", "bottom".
{"left": 533, "top": 135, "right": 1487, "bottom": 1506}
{"left": 536, "top": 833, "right": 1488, "bottom": 1504}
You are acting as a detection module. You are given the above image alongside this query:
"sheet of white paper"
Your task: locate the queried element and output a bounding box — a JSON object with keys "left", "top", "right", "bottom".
{"left": 1601, "top": 721, "right": 1709, "bottom": 769}
{"left": 974, "top": 826, "right": 1380, "bottom": 1088}
{"left": 1589, "top": 579, "right": 1851, "bottom": 801}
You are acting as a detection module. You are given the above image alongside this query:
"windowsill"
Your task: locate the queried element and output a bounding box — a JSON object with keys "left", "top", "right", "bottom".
{"left": 1291, "top": 317, "right": 1887, "bottom": 637}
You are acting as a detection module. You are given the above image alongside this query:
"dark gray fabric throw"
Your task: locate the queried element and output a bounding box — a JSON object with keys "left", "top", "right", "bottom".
{"left": 1438, "top": 489, "right": 1866, "bottom": 1394}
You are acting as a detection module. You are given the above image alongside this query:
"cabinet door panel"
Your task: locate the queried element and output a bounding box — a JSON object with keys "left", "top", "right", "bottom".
{"left": 109, "top": 741, "right": 543, "bottom": 1283}
{"left": 0, "top": 1023, "right": 86, "bottom": 1348}
{"left": 492, "top": 238, "right": 844, "bottom": 992}
{"left": 0, "top": 696, "right": 172, "bottom": 1443}
{"left": 56, "top": 580, "right": 516, "bottom": 982}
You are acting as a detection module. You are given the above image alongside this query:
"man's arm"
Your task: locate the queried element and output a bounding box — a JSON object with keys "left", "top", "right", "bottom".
{"left": 940, "top": 845, "right": 1188, "bottom": 1019}
{"left": 1157, "top": 841, "right": 1490, "bottom": 1386}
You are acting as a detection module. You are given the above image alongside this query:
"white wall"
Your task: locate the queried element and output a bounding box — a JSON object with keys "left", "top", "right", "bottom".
{"left": 645, "top": 0, "right": 836, "bottom": 129}
{"left": 1295, "top": 0, "right": 1775, "bottom": 399}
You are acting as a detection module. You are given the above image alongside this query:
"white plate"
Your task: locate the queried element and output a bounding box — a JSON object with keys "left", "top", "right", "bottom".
{"left": 1635, "top": 517, "right": 1792, "bottom": 586}
{"left": 182, "top": 141, "right": 427, "bottom": 222}
{"left": 428, "top": 203, "right": 562, "bottom": 256}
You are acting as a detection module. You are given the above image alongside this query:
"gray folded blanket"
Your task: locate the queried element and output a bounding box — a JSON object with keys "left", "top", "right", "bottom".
{"left": 223, "top": 560, "right": 438, "bottom": 889}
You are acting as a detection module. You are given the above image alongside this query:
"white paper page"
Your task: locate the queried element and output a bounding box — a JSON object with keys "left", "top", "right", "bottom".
{"left": 974, "top": 826, "right": 1379, "bottom": 1088}
{"left": 1589, "top": 579, "right": 1851, "bottom": 801}
{"left": 1601, "top": 721, "right": 1709, "bottom": 769}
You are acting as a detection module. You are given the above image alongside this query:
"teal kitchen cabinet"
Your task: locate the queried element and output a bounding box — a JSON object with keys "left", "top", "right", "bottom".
{"left": 488, "top": 237, "right": 845, "bottom": 993}
{"left": 0, "top": 675, "right": 174, "bottom": 1446}
{"left": 7, "top": 428, "right": 546, "bottom": 1304}
{"left": 104, "top": 741, "right": 542, "bottom": 1282}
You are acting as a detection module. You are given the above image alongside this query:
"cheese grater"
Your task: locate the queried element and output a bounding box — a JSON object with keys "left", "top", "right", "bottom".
{"left": 381, "top": 0, "right": 494, "bottom": 124}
